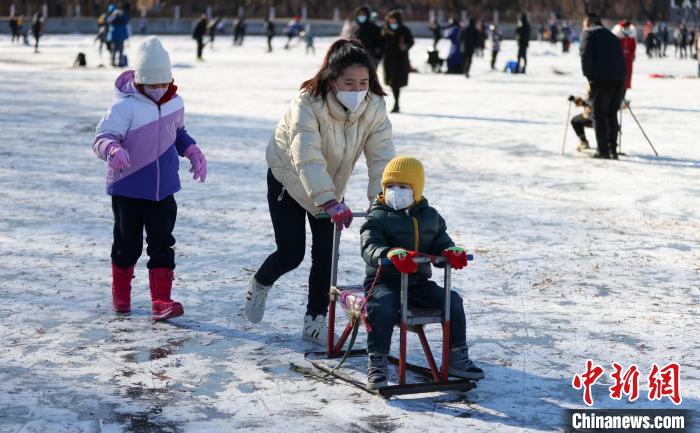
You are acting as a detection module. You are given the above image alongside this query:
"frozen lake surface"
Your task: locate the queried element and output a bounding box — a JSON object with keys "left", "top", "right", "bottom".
{"left": 0, "top": 34, "right": 698, "bottom": 432}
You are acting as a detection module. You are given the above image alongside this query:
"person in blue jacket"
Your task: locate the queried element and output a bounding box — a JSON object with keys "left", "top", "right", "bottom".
{"left": 108, "top": 5, "right": 130, "bottom": 67}
{"left": 444, "top": 18, "right": 463, "bottom": 74}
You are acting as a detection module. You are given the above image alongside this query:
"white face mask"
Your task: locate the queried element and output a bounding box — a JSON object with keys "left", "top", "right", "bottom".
{"left": 143, "top": 86, "right": 168, "bottom": 102}
{"left": 385, "top": 186, "right": 414, "bottom": 210}
{"left": 357, "top": 15, "right": 367, "bottom": 24}
{"left": 334, "top": 87, "right": 368, "bottom": 113}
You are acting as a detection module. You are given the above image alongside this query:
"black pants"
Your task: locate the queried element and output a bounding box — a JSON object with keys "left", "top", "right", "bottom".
{"left": 196, "top": 36, "right": 204, "bottom": 58}
{"left": 364, "top": 278, "right": 467, "bottom": 355}
{"left": 111, "top": 39, "right": 124, "bottom": 66}
{"left": 517, "top": 45, "right": 528, "bottom": 73}
{"left": 590, "top": 81, "right": 625, "bottom": 156}
{"left": 255, "top": 170, "right": 334, "bottom": 317}
{"left": 490, "top": 49, "right": 499, "bottom": 69}
{"left": 391, "top": 86, "right": 401, "bottom": 110}
{"left": 463, "top": 49, "right": 475, "bottom": 76}
{"left": 111, "top": 195, "right": 177, "bottom": 269}
{"left": 571, "top": 114, "right": 593, "bottom": 141}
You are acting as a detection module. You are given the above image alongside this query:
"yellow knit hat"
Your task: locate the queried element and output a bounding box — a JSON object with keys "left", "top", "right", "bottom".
{"left": 381, "top": 156, "right": 425, "bottom": 202}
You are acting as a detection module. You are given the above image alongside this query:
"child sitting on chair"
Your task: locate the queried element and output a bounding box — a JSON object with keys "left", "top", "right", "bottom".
{"left": 360, "top": 156, "right": 484, "bottom": 389}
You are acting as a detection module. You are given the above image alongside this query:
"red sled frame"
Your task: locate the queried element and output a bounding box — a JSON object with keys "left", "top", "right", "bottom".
{"left": 300, "top": 212, "right": 476, "bottom": 398}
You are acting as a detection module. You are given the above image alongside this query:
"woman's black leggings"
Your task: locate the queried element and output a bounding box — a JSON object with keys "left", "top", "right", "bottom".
{"left": 391, "top": 86, "right": 400, "bottom": 108}
{"left": 255, "top": 170, "right": 334, "bottom": 318}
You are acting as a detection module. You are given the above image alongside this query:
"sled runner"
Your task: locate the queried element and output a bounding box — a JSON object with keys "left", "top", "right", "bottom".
{"left": 290, "top": 213, "right": 478, "bottom": 398}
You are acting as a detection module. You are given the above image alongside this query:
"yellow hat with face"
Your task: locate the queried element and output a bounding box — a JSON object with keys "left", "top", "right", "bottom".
{"left": 381, "top": 156, "right": 425, "bottom": 203}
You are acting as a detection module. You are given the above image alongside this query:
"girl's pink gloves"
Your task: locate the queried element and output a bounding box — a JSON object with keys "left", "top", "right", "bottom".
{"left": 108, "top": 146, "right": 131, "bottom": 170}
{"left": 184, "top": 145, "right": 207, "bottom": 182}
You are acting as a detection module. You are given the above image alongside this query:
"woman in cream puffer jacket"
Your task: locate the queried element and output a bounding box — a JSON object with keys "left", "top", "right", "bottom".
{"left": 246, "top": 40, "right": 395, "bottom": 345}
{"left": 266, "top": 85, "right": 393, "bottom": 214}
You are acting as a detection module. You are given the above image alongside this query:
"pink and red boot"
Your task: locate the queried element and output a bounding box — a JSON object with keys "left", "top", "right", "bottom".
{"left": 149, "top": 268, "right": 184, "bottom": 321}
{"left": 112, "top": 263, "right": 134, "bottom": 313}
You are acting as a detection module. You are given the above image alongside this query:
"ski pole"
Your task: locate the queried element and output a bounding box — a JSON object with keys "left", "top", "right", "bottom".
{"left": 628, "top": 106, "right": 659, "bottom": 156}
{"left": 618, "top": 106, "right": 623, "bottom": 154}
{"left": 561, "top": 100, "right": 573, "bottom": 155}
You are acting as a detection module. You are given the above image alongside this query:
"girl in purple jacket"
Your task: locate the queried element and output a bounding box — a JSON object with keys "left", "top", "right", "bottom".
{"left": 93, "top": 37, "right": 207, "bottom": 321}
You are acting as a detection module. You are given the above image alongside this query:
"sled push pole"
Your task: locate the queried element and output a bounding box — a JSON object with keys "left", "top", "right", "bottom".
{"left": 326, "top": 211, "right": 371, "bottom": 357}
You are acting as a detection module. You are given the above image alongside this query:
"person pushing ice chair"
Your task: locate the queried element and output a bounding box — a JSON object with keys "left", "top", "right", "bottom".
{"left": 359, "top": 156, "right": 484, "bottom": 389}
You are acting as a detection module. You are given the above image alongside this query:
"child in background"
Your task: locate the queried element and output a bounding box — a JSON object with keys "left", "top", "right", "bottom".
{"left": 489, "top": 24, "right": 501, "bottom": 70}
{"left": 93, "top": 37, "right": 207, "bottom": 321}
{"left": 360, "top": 156, "right": 484, "bottom": 389}
{"left": 302, "top": 24, "right": 315, "bottom": 55}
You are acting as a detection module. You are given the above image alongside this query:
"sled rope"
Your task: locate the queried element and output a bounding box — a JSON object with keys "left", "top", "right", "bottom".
{"left": 322, "top": 317, "right": 360, "bottom": 379}
{"left": 322, "top": 265, "right": 383, "bottom": 379}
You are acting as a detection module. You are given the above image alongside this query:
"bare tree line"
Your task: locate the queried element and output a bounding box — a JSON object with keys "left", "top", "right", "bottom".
{"left": 2, "top": 0, "right": 677, "bottom": 21}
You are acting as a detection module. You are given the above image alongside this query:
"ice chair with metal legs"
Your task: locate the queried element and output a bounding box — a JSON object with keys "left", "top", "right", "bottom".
{"left": 295, "top": 212, "right": 477, "bottom": 398}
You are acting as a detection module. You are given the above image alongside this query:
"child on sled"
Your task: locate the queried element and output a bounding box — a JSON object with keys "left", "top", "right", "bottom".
{"left": 360, "top": 156, "right": 484, "bottom": 389}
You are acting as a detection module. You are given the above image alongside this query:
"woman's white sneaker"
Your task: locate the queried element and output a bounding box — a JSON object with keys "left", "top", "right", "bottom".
{"left": 244, "top": 277, "right": 272, "bottom": 324}
{"left": 302, "top": 314, "right": 333, "bottom": 346}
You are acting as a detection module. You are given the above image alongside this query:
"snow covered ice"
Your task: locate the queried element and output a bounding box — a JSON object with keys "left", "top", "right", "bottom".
{"left": 0, "top": 34, "right": 698, "bottom": 432}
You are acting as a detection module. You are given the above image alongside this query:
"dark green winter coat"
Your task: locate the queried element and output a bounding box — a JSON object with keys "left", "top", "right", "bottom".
{"left": 360, "top": 196, "right": 454, "bottom": 283}
{"left": 381, "top": 24, "right": 414, "bottom": 88}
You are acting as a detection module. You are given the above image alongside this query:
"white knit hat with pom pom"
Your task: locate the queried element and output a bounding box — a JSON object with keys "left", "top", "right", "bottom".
{"left": 134, "top": 37, "right": 172, "bottom": 85}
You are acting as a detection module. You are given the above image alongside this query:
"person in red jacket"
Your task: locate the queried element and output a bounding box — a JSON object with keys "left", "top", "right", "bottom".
{"left": 613, "top": 21, "right": 637, "bottom": 94}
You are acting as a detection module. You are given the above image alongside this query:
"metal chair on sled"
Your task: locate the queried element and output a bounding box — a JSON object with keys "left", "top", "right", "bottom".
{"left": 298, "top": 212, "right": 477, "bottom": 398}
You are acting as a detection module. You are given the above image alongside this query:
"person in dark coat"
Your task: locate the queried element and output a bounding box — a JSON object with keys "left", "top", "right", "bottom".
{"left": 579, "top": 13, "right": 627, "bottom": 159}
{"left": 489, "top": 24, "right": 501, "bottom": 70}
{"left": 477, "top": 19, "right": 487, "bottom": 57}
{"left": 549, "top": 21, "right": 559, "bottom": 44}
{"left": 461, "top": 18, "right": 479, "bottom": 78}
{"left": 516, "top": 13, "right": 531, "bottom": 73}
{"left": 353, "top": 6, "right": 383, "bottom": 67}
{"left": 192, "top": 15, "right": 207, "bottom": 60}
{"left": 264, "top": 16, "right": 275, "bottom": 53}
{"left": 678, "top": 24, "right": 689, "bottom": 59}
{"left": 31, "top": 11, "right": 44, "bottom": 54}
{"left": 562, "top": 22, "right": 572, "bottom": 53}
{"left": 381, "top": 10, "right": 414, "bottom": 113}
{"left": 208, "top": 17, "right": 221, "bottom": 49}
{"left": 9, "top": 15, "right": 20, "bottom": 44}
{"left": 233, "top": 17, "right": 246, "bottom": 46}
{"left": 429, "top": 17, "right": 442, "bottom": 49}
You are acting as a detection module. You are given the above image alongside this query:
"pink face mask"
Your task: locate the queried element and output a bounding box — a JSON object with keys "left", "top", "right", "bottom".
{"left": 143, "top": 86, "right": 168, "bottom": 103}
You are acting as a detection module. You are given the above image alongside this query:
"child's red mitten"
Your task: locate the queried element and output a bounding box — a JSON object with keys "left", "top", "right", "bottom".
{"left": 442, "top": 247, "right": 469, "bottom": 270}
{"left": 387, "top": 248, "right": 418, "bottom": 274}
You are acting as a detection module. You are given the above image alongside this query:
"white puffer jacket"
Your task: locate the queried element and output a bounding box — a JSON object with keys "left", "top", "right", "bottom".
{"left": 266, "top": 90, "right": 395, "bottom": 215}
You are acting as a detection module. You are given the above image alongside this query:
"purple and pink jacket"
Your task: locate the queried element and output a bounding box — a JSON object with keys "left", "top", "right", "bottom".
{"left": 93, "top": 70, "right": 196, "bottom": 201}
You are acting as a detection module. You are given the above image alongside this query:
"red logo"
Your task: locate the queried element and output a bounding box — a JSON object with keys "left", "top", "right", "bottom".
{"left": 648, "top": 363, "right": 682, "bottom": 405}
{"left": 609, "top": 362, "right": 640, "bottom": 402}
{"left": 572, "top": 359, "right": 605, "bottom": 406}
{"left": 573, "top": 361, "right": 682, "bottom": 406}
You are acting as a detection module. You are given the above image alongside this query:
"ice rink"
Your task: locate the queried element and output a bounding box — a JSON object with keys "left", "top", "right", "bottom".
{"left": 0, "top": 34, "right": 698, "bottom": 432}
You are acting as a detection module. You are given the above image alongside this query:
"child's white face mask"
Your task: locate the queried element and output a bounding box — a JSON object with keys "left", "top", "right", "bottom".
{"left": 385, "top": 186, "right": 414, "bottom": 210}
{"left": 144, "top": 86, "right": 168, "bottom": 102}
